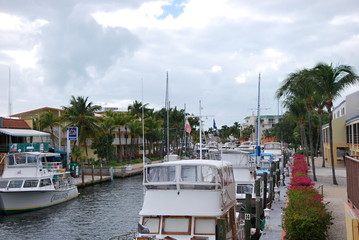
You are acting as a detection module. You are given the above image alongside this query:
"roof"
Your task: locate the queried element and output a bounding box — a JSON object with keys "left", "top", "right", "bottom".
{"left": 1, "top": 118, "right": 31, "bottom": 129}
{"left": 346, "top": 114, "right": 359, "bottom": 124}
{"left": 0, "top": 128, "right": 50, "bottom": 137}
{"left": 10, "top": 107, "right": 63, "bottom": 118}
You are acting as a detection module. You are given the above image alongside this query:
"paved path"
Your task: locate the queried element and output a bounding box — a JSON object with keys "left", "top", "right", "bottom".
{"left": 309, "top": 157, "right": 347, "bottom": 240}
{"left": 260, "top": 172, "right": 289, "bottom": 240}
{"left": 260, "top": 156, "right": 347, "bottom": 240}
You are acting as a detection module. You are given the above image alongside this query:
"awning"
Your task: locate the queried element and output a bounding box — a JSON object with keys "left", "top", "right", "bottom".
{"left": 0, "top": 128, "right": 50, "bottom": 137}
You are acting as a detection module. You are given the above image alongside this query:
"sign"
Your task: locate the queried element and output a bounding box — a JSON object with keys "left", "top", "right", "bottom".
{"left": 68, "top": 127, "right": 78, "bottom": 141}
{"left": 245, "top": 213, "right": 251, "bottom": 221}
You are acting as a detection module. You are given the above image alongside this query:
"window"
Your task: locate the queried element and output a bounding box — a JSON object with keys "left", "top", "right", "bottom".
{"left": 162, "top": 216, "right": 191, "bottom": 234}
{"left": 194, "top": 217, "right": 216, "bottom": 235}
{"left": 181, "top": 166, "right": 216, "bottom": 183}
{"left": 142, "top": 217, "right": 160, "bottom": 234}
{"left": 237, "top": 184, "right": 253, "bottom": 194}
{"left": 0, "top": 180, "right": 9, "bottom": 188}
{"left": 23, "top": 180, "right": 39, "bottom": 188}
{"left": 146, "top": 166, "right": 176, "bottom": 182}
{"left": 8, "top": 180, "right": 23, "bottom": 188}
{"left": 15, "top": 155, "right": 26, "bottom": 164}
{"left": 40, "top": 178, "right": 52, "bottom": 187}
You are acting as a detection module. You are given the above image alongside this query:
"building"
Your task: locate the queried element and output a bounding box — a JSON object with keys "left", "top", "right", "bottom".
{"left": 241, "top": 115, "right": 283, "bottom": 142}
{"left": 322, "top": 90, "right": 359, "bottom": 166}
{"left": 0, "top": 117, "right": 50, "bottom": 153}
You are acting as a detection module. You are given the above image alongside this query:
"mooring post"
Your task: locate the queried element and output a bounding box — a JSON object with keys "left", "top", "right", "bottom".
{"left": 263, "top": 172, "right": 268, "bottom": 209}
{"left": 245, "top": 193, "right": 251, "bottom": 240}
{"left": 255, "top": 178, "right": 261, "bottom": 238}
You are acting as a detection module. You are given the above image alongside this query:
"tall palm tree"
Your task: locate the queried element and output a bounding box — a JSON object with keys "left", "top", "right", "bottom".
{"left": 312, "top": 63, "right": 359, "bottom": 185}
{"left": 38, "top": 111, "right": 60, "bottom": 149}
{"left": 277, "top": 68, "right": 318, "bottom": 181}
{"left": 62, "top": 96, "right": 101, "bottom": 156}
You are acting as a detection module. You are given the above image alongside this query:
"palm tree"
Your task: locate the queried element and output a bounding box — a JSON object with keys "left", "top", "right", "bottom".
{"left": 277, "top": 69, "right": 318, "bottom": 181}
{"left": 312, "top": 63, "right": 359, "bottom": 185}
{"left": 145, "top": 117, "right": 163, "bottom": 157}
{"left": 62, "top": 96, "right": 101, "bottom": 156}
{"left": 38, "top": 111, "right": 60, "bottom": 149}
{"left": 127, "top": 119, "right": 143, "bottom": 160}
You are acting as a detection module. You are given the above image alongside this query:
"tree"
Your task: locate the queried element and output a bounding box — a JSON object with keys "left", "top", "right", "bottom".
{"left": 38, "top": 111, "right": 60, "bottom": 149}
{"left": 312, "top": 63, "right": 359, "bottom": 185}
{"left": 91, "top": 111, "right": 116, "bottom": 163}
{"left": 277, "top": 69, "right": 318, "bottom": 181}
{"left": 62, "top": 96, "right": 101, "bottom": 156}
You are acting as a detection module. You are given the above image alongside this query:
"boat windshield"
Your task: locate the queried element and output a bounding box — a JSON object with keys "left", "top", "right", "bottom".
{"left": 180, "top": 165, "right": 216, "bottom": 183}
{"left": 145, "top": 164, "right": 221, "bottom": 190}
{"left": 237, "top": 184, "right": 253, "bottom": 194}
{"left": 146, "top": 166, "right": 176, "bottom": 183}
{"left": 264, "top": 143, "right": 281, "bottom": 150}
{"left": 7, "top": 154, "right": 38, "bottom": 165}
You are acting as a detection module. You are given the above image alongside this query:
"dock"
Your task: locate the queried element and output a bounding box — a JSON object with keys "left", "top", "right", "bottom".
{"left": 73, "top": 164, "right": 144, "bottom": 188}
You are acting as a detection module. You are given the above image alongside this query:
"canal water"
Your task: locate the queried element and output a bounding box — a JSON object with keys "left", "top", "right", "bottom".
{"left": 0, "top": 175, "right": 144, "bottom": 240}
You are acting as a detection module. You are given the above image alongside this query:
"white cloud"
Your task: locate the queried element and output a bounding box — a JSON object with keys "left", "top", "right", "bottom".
{"left": 1, "top": 44, "right": 40, "bottom": 69}
{"left": 0, "top": 13, "right": 48, "bottom": 32}
{"left": 330, "top": 14, "right": 359, "bottom": 25}
{"left": 211, "top": 65, "right": 222, "bottom": 73}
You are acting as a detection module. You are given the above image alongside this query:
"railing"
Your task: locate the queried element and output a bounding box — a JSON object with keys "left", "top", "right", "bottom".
{"left": 345, "top": 155, "right": 359, "bottom": 209}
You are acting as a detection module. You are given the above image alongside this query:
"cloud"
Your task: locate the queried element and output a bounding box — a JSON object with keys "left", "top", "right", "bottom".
{"left": 0, "top": 0, "right": 358, "bottom": 128}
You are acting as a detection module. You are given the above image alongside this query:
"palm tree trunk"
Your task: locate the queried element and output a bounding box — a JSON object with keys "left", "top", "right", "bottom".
{"left": 328, "top": 112, "right": 338, "bottom": 185}
{"left": 307, "top": 111, "right": 317, "bottom": 181}
{"left": 300, "top": 120, "right": 310, "bottom": 166}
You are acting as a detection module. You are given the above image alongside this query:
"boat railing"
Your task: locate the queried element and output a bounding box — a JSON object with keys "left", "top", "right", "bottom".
{"left": 43, "top": 162, "right": 63, "bottom": 171}
{"left": 109, "top": 231, "right": 137, "bottom": 240}
{"left": 144, "top": 181, "right": 221, "bottom": 190}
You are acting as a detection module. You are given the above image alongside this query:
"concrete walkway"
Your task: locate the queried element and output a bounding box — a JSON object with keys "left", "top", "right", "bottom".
{"left": 309, "top": 157, "right": 347, "bottom": 240}
{"left": 260, "top": 172, "right": 289, "bottom": 240}
{"left": 260, "top": 156, "right": 347, "bottom": 240}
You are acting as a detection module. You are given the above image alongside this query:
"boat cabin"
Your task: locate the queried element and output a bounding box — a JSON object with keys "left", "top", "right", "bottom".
{"left": 138, "top": 160, "right": 242, "bottom": 240}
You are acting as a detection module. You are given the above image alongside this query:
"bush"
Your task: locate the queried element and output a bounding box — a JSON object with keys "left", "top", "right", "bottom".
{"left": 283, "top": 155, "right": 333, "bottom": 240}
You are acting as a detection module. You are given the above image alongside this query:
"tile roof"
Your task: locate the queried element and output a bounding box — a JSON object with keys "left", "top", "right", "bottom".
{"left": 2, "top": 118, "right": 31, "bottom": 129}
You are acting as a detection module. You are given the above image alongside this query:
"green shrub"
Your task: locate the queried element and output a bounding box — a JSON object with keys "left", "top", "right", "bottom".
{"left": 283, "top": 155, "right": 333, "bottom": 240}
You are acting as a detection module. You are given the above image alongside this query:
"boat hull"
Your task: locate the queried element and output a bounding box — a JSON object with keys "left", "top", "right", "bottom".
{"left": 0, "top": 187, "right": 79, "bottom": 214}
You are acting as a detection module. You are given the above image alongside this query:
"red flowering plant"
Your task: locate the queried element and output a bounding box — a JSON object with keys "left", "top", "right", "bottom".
{"left": 283, "top": 155, "right": 333, "bottom": 240}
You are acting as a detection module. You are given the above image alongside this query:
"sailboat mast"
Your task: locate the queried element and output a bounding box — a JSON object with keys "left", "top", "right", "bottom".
{"left": 8, "top": 67, "right": 12, "bottom": 118}
{"left": 256, "top": 73, "right": 261, "bottom": 160}
{"left": 142, "top": 79, "right": 145, "bottom": 166}
{"left": 199, "top": 100, "right": 203, "bottom": 160}
{"left": 165, "top": 72, "right": 170, "bottom": 156}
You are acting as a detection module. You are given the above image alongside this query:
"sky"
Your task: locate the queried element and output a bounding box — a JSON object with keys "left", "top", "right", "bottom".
{"left": 0, "top": 0, "right": 359, "bottom": 129}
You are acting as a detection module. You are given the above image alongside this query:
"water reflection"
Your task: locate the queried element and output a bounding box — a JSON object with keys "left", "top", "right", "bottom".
{"left": 0, "top": 175, "right": 144, "bottom": 240}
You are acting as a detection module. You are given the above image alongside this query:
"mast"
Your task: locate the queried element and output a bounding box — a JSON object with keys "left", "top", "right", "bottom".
{"left": 199, "top": 100, "right": 203, "bottom": 160}
{"left": 142, "top": 79, "right": 145, "bottom": 166}
{"left": 8, "top": 67, "right": 12, "bottom": 118}
{"left": 165, "top": 72, "right": 170, "bottom": 157}
{"left": 256, "top": 73, "right": 261, "bottom": 164}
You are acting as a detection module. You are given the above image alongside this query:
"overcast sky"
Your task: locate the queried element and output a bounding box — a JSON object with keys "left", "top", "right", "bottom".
{"left": 0, "top": 0, "right": 358, "bottom": 129}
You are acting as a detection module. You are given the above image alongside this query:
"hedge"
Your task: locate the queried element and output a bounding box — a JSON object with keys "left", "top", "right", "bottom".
{"left": 283, "top": 155, "right": 333, "bottom": 240}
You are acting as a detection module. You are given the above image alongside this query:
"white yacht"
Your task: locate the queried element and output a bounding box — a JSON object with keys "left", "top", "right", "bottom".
{"left": 0, "top": 152, "right": 79, "bottom": 214}
{"left": 137, "top": 159, "right": 244, "bottom": 240}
